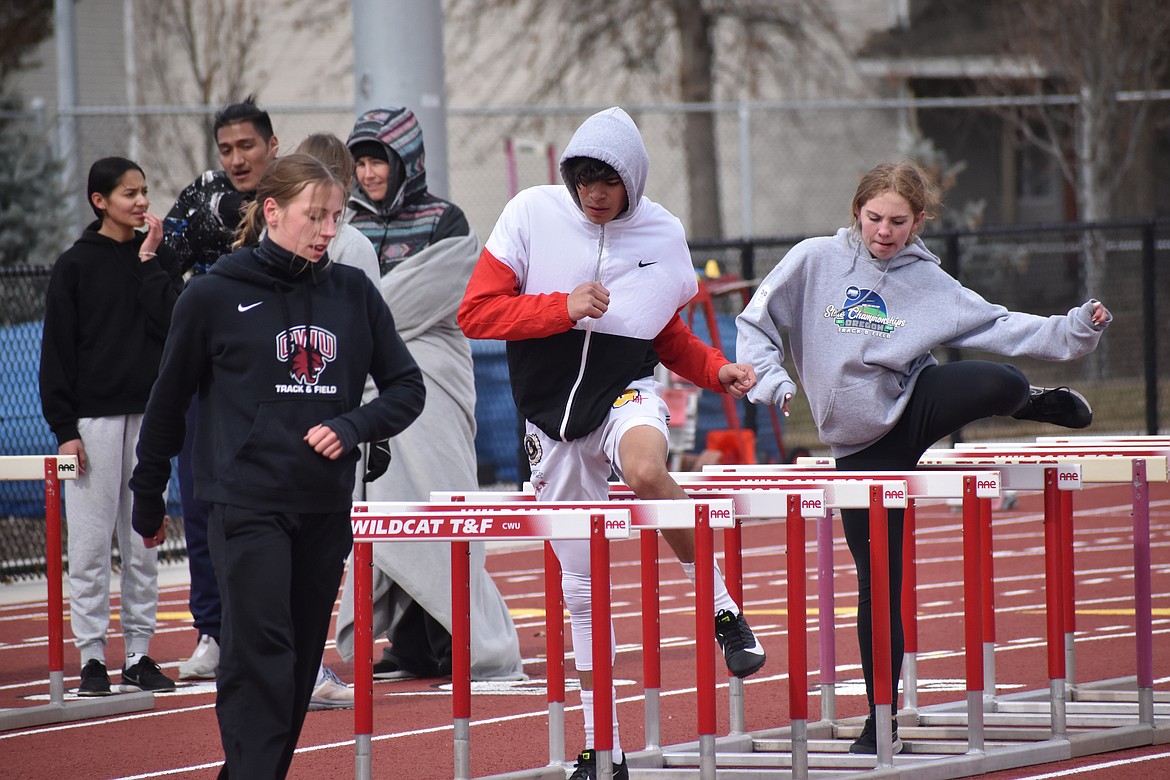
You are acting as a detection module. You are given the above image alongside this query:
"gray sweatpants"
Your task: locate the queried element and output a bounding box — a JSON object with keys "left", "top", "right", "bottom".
{"left": 64, "top": 415, "right": 159, "bottom": 668}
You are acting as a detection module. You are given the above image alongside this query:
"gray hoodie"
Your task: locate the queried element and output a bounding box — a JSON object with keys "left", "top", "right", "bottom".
{"left": 736, "top": 227, "right": 1109, "bottom": 456}
{"left": 560, "top": 106, "right": 649, "bottom": 221}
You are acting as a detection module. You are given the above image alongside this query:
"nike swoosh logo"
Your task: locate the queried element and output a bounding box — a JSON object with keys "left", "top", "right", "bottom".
{"left": 637, "top": 260, "right": 657, "bottom": 267}
{"left": 237, "top": 301, "right": 263, "bottom": 312}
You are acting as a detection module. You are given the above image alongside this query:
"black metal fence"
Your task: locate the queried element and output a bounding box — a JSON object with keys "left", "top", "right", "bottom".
{"left": 2, "top": 218, "right": 1166, "bottom": 580}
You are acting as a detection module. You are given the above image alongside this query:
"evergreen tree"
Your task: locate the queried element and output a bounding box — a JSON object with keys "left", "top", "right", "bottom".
{"left": 0, "top": 1, "right": 65, "bottom": 269}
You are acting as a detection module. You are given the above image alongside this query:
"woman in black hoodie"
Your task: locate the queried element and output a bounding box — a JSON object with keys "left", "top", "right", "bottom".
{"left": 130, "top": 154, "right": 425, "bottom": 778}
{"left": 39, "top": 156, "right": 183, "bottom": 697}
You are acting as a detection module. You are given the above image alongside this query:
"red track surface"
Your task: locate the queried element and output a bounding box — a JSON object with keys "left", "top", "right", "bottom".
{"left": 1, "top": 482, "right": 1167, "bottom": 779}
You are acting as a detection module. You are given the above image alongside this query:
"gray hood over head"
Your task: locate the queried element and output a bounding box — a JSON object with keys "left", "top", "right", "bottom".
{"left": 559, "top": 107, "right": 649, "bottom": 222}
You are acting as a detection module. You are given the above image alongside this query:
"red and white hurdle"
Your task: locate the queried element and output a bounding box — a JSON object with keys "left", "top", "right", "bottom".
{"left": 0, "top": 455, "right": 155, "bottom": 731}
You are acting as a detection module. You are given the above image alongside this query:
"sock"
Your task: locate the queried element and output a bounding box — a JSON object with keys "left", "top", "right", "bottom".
{"left": 579, "top": 688, "right": 623, "bottom": 761}
{"left": 581, "top": 689, "right": 594, "bottom": 749}
{"left": 680, "top": 560, "right": 739, "bottom": 615}
{"left": 124, "top": 651, "right": 143, "bottom": 669}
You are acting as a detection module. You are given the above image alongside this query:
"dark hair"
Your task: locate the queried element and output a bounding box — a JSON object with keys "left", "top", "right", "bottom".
{"left": 296, "top": 133, "right": 355, "bottom": 186}
{"left": 87, "top": 157, "right": 145, "bottom": 220}
{"left": 234, "top": 153, "right": 342, "bottom": 249}
{"left": 563, "top": 157, "right": 619, "bottom": 188}
{"left": 213, "top": 94, "right": 274, "bottom": 142}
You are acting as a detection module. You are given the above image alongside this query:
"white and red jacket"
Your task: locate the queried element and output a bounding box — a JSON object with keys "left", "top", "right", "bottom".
{"left": 459, "top": 107, "right": 728, "bottom": 442}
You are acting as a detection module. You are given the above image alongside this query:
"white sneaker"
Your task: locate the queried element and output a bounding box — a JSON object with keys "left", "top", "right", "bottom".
{"left": 309, "top": 666, "right": 354, "bottom": 711}
{"left": 178, "top": 635, "right": 219, "bottom": 680}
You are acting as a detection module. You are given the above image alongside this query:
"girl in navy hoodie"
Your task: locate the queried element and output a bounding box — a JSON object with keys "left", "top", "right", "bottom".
{"left": 39, "top": 157, "right": 182, "bottom": 697}
{"left": 130, "top": 154, "right": 425, "bottom": 779}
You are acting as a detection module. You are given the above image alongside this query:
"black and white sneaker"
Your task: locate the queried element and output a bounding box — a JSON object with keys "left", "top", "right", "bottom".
{"left": 1013, "top": 386, "right": 1092, "bottom": 429}
{"left": 78, "top": 659, "right": 111, "bottom": 696}
{"left": 122, "top": 655, "right": 176, "bottom": 692}
{"left": 848, "top": 715, "right": 903, "bottom": 755}
{"left": 567, "top": 749, "right": 629, "bottom": 780}
{"left": 714, "top": 609, "right": 766, "bottom": 678}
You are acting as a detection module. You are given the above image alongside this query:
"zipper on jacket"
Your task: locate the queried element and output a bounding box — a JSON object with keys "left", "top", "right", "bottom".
{"left": 558, "top": 223, "right": 606, "bottom": 441}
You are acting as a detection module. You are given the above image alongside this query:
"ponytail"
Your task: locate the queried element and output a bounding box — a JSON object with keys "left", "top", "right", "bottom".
{"left": 233, "top": 199, "right": 266, "bottom": 249}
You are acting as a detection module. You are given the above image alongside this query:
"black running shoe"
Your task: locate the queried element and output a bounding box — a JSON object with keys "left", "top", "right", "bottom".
{"left": 1013, "top": 386, "right": 1092, "bottom": 429}
{"left": 122, "top": 655, "right": 176, "bottom": 692}
{"left": 567, "top": 749, "right": 629, "bottom": 780}
{"left": 78, "top": 659, "right": 111, "bottom": 696}
{"left": 714, "top": 609, "right": 767, "bottom": 678}
{"left": 848, "top": 715, "right": 903, "bottom": 754}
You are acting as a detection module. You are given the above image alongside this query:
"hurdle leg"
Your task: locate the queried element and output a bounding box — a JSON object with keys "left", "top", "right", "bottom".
{"left": 816, "top": 509, "right": 837, "bottom": 722}
{"left": 694, "top": 505, "right": 717, "bottom": 780}
{"left": 901, "top": 499, "right": 919, "bottom": 715}
{"left": 590, "top": 515, "right": 616, "bottom": 780}
{"left": 640, "top": 530, "right": 662, "bottom": 749}
{"left": 1060, "top": 489, "right": 1076, "bottom": 698}
{"left": 354, "top": 541, "right": 373, "bottom": 780}
{"left": 786, "top": 495, "right": 809, "bottom": 780}
{"left": 544, "top": 543, "right": 566, "bottom": 766}
{"left": 962, "top": 478, "right": 985, "bottom": 754}
{"left": 868, "top": 485, "right": 895, "bottom": 768}
{"left": 1131, "top": 459, "right": 1155, "bottom": 726}
{"left": 723, "top": 522, "right": 746, "bottom": 735}
{"left": 452, "top": 541, "right": 472, "bottom": 780}
{"left": 1043, "top": 468, "right": 1068, "bottom": 739}
{"left": 980, "top": 496, "right": 997, "bottom": 712}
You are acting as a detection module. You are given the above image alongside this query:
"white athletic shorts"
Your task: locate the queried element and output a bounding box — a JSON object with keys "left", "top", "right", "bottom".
{"left": 525, "top": 376, "right": 669, "bottom": 503}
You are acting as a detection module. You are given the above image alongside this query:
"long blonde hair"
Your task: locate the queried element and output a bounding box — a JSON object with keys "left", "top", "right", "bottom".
{"left": 233, "top": 153, "right": 342, "bottom": 249}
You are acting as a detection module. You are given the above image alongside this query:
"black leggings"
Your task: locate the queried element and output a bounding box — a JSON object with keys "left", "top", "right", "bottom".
{"left": 836, "top": 360, "right": 1030, "bottom": 709}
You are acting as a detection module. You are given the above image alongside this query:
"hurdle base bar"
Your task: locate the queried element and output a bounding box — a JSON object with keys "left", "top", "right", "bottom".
{"left": 546, "top": 700, "right": 565, "bottom": 765}
{"left": 1050, "top": 678, "right": 1067, "bottom": 738}
{"left": 596, "top": 748, "right": 615, "bottom": 780}
{"left": 967, "top": 691, "right": 985, "bottom": 754}
{"left": 0, "top": 689, "right": 154, "bottom": 731}
{"left": 644, "top": 688, "right": 661, "bottom": 750}
{"left": 455, "top": 717, "right": 471, "bottom": 780}
{"left": 790, "top": 718, "right": 808, "bottom": 780}
{"left": 982, "top": 642, "right": 996, "bottom": 712}
{"left": 355, "top": 733, "right": 371, "bottom": 780}
{"left": 698, "top": 733, "right": 717, "bottom": 780}
{"left": 902, "top": 653, "right": 918, "bottom": 712}
{"left": 728, "top": 677, "right": 745, "bottom": 735}
{"left": 819, "top": 683, "right": 837, "bottom": 722}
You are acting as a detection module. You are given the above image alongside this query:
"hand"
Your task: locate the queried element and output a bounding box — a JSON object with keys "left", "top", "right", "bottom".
{"left": 718, "top": 362, "right": 756, "bottom": 398}
{"left": 1091, "top": 301, "right": 1110, "bottom": 325}
{"left": 144, "top": 516, "right": 170, "bottom": 549}
{"left": 139, "top": 213, "right": 164, "bottom": 259}
{"left": 131, "top": 492, "right": 166, "bottom": 540}
{"left": 363, "top": 439, "right": 392, "bottom": 483}
{"left": 781, "top": 393, "right": 793, "bottom": 418}
{"left": 305, "top": 424, "right": 344, "bottom": 460}
{"left": 59, "top": 439, "right": 87, "bottom": 476}
{"left": 567, "top": 281, "right": 609, "bottom": 322}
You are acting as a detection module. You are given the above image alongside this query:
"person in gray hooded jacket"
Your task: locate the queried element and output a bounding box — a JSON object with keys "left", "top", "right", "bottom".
{"left": 736, "top": 160, "right": 1111, "bottom": 755}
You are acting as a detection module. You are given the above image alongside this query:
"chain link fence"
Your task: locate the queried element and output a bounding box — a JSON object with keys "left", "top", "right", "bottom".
{"left": 2, "top": 96, "right": 1168, "bottom": 579}
{"left": 13, "top": 94, "right": 1166, "bottom": 265}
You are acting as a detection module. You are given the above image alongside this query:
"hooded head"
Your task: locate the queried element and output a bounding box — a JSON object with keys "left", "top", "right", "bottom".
{"left": 559, "top": 107, "right": 649, "bottom": 223}
{"left": 346, "top": 107, "right": 426, "bottom": 214}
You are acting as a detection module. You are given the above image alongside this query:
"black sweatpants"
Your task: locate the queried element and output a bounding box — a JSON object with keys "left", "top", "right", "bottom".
{"left": 836, "top": 361, "right": 1030, "bottom": 710}
{"left": 208, "top": 504, "right": 352, "bottom": 779}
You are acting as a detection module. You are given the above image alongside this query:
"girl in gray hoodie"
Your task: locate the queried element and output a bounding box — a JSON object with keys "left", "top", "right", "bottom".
{"left": 736, "top": 161, "right": 1111, "bottom": 754}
